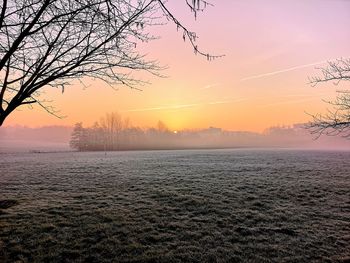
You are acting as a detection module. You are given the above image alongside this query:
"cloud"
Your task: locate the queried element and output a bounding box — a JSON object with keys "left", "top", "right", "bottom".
{"left": 208, "top": 98, "right": 247, "bottom": 105}
{"left": 200, "top": 83, "right": 221, "bottom": 90}
{"left": 122, "top": 98, "right": 246, "bottom": 113}
{"left": 208, "top": 101, "right": 232, "bottom": 105}
{"left": 122, "top": 103, "right": 200, "bottom": 112}
{"left": 260, "top": 97, "right": 318, "bottom": 108}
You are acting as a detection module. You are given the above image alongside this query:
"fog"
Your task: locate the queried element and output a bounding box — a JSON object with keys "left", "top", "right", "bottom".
{"left": 1, "top": 123, "right": 349, "bottom": 153}
{"left": 0, "top": 125, "right": 72, "bottom": 152}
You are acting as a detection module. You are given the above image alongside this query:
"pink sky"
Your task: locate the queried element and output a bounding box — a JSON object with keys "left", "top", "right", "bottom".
{"left": 4, "top": 0, "right": 350, "bottom": 132}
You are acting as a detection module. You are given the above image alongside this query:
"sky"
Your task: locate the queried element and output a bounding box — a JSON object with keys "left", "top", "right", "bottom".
{"left": 4, "top": 0, "right": 350, "bottom": 132}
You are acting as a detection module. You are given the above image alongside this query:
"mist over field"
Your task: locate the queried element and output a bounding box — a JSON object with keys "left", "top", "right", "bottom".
{"left": 1, "top": 126, "right": 349, "bottom": 263}
{"left": 1, "top": 124, "right": 350, "bottom": 153}
{"left": 0, "top": 126, "right": 72, "bottom": 152}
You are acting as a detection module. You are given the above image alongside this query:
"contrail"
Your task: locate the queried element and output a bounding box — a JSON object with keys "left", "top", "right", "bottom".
{"left": 240, "top": 58, "right": 341, "bottom": 82}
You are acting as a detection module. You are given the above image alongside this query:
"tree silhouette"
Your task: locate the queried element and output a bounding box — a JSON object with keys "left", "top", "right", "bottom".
{"left": 307, "top": 58, "right": 350, "bottom": 138}
{"left": 70, "top": 122, "right": 87, "bottom": 150}
{"left": 0, "top": 0, "right": 221, "bottom": 126}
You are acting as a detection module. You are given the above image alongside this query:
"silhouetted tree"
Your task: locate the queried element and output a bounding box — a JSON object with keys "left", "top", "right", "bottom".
{"left": 99, "top": 112, "right": 124, "bottom": 150}
{"left": 0, "top": 0, "right": 221, "bottom": 126}
{"left": 87, "top": 122, "right": 104, "bottom": 150}
{"left": 70, "top": 122, "right": 87, "bottom": 150}
{"left": 157, "top": 120, "right": 169, "bottom": 133}
{"left": 307, "top": 58, "right": 350, "bottom": 138}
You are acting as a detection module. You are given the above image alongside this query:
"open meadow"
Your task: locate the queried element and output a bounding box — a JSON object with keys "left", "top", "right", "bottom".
{"left": 0, "top": 149, "right": 349, "bottom": 262}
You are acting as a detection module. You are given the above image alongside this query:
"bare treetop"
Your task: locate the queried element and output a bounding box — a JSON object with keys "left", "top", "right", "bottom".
{"left": 307, "top": 58, "right": 350, "bottom": 138}
{"left": 309, "top": 58, "right": 350, "bottom": 86}
{"left": 0, "top": 0, "right": 222, "bottom": 126}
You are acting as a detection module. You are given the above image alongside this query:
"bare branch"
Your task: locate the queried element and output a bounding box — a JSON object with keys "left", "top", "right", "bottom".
{"left": 307, "top": 59, "right": 350, "bottom": 139}
{"left": 309, "top": 58, "right": 350, "bottom": 86}
{"left": 0, "top": 0, "right": 7, "bottom": 31}
{"left": 0, "top": 0, "right": 221, "bottom": 126}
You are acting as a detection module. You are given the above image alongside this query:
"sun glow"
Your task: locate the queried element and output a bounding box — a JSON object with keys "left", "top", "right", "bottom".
{"left": 2, "top": 1, "right": 350, "bottom": 133}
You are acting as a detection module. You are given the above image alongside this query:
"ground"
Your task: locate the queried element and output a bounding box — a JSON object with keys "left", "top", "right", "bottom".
{"left": 0, "top": 149, "right": 349, "bottom": 262}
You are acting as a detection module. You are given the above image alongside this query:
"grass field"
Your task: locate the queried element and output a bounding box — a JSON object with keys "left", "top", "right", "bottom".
{"left": 0, "top": 150, "right": 349, "bottom": 262}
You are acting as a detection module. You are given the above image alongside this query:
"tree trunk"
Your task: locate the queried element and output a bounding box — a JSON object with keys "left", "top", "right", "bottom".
{"left": 0, "top": 111, "right": 8, "bottom": 126}
{"left": 0, "top": 116, "right": 5, "bottom": 126}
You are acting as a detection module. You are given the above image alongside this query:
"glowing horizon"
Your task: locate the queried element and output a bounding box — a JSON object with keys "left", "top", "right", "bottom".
{"left": 2, "top": 0, "right": 350, "bottom": 132}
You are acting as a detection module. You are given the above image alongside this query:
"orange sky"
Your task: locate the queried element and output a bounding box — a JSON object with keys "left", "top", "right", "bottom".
{"left": 4, "top": 0, "right": 350, "bottom": 132}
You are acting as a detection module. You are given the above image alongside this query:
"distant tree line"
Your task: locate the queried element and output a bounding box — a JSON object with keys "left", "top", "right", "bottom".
{"left": 70, "top": 115, "right": 350, "bottom": 151}
{"left": 70, "top": 112, "right": 174, "bottom": 151}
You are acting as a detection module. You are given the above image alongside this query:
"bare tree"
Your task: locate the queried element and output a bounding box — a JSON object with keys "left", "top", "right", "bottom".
{"left": 307, "top": 58, "right": 350, "bottom": 138}
{"left": 157, "top": 120, "right": 169, "bottom": 133}
{"left": 99, "top": 112, "right": 123, "bottom": 150}
{"left": 70, "top": 122, "right": 87, "bottom": 150}
{"left": 0, "top": 0, "right": 221, "bottom": 126}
